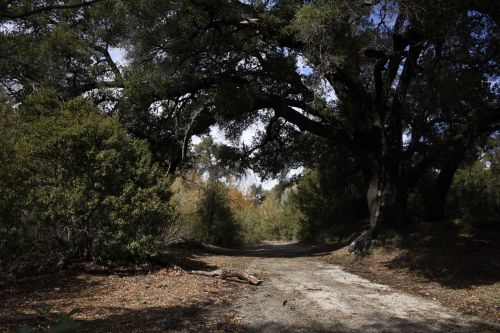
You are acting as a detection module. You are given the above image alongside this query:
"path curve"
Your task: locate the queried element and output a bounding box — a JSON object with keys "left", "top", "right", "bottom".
{"left": 232, "top": 242, "right": 499, "bottom": 333}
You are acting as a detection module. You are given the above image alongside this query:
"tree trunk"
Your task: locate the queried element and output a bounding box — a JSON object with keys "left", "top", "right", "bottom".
{"left": 367, "top": 173, "right": 397, "bottom": 233}
{"left": 349, "top": 160, "right": 408, "bottom": 253}
{"left": 424, "top": 150, "right": 464, "bottom": 221}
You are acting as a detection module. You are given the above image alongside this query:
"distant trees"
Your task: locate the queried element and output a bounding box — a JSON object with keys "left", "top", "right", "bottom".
{"left": 236, "top": 188, "right": 300, "bottom": 244}
{"left": 170, "top": 138, "right": 299, "bottom": 245}
{"left": 447, "top": 161, "right": 499, "bottom": 222}
{"left": 170, "top": 173, "right": 237, "bottom": 246}
{"left": 193, "top": 181, "right": 238, "bottom": 246}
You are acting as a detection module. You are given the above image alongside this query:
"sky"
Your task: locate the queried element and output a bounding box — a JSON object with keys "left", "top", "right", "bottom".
{"left": 192, "top": 125, "right": 281, "bottom": 191}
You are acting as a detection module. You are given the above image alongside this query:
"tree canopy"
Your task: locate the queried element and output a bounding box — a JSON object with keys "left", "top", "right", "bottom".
{"left": 1, "top": 0, "right": 498, "bottom": 251}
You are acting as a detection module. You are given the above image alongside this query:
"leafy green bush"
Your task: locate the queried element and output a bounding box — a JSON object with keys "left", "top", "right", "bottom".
{"left": 290, "top": 162, "right": 367, "bottom": 243}
{"left": 447, "top": 161, "right": 499, "bottom": 221}
{"left": 191, "top": 180, "right": 238, "bottom": 246}
{"left": 406, "top": 171, "right": 436, "bottom": 224}
{"left": 1, "top": 93, "right": 174, "bottom": 267}
{"left": 235, "top": 206, "right": 265, "bottom": 244}
{"left": 0, "top": 101, "right": 24, "bottom": 265}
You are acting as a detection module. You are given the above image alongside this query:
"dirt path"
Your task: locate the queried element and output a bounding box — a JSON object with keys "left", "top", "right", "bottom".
{"left": 2, "top": 242, "right": 498, "bottom": 332}
{"left": 230, "top": 242, "right": 500, "bottom": 333}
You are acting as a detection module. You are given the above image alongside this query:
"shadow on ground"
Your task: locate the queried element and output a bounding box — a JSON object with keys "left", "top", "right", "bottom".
{"left": 244, "top": 315, "right": 496, "bottom": 333}
{"left": 77, "top": 303, "right": 231, "bottom": 332}
{"left": 387, "top": 220, "right": 500, "bottom": 288}
{"left": 203, "top": 240, "right": 347, "bottom": 259}
{"left": 9, "top": 303, "right": 496, "bottom": 333}
{"left": 149, "top": 251, "right": 217, "bottom": 271}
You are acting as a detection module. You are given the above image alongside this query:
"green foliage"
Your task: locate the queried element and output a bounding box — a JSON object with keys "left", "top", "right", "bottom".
{"left": 171, "top": 171, "right": 298, "bottom": 245}
{"left": 0, "top": 100, "right": 23, "bottom": 260}
{"left": 290, "top": 150, "right": 368, "bottom": 242}
{"left": 235, "top": 206, "right": 265, "bottom": 244}
{"left": 191, "top": 180, "right": 238, "bottom": 246}
{"left": 1, "top": 93, "right": 174, "bottom": 268}
{"left": 171, "top": 137, "right": 242, "bottom": 246}
{"left": 406, "top": 171, "right": 437, "bottom": 223}
{"left": 192, "top": 136, "right": 245, "bottom": 180}
{"left": 236, "top": 189, "right": 299, "bottom": 244}
{"left": 447, "top": 161, "right": 500, "bottom": 222}
{"left": 17, "top": 304, "right": 81, "bottom": 333}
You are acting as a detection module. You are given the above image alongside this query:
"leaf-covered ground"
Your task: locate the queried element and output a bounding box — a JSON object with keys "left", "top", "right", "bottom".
{"left": 0, "top": 254, "right": 245, "bottom": 333}
{"left": 1, "top": 227, "right": 498, "bottom": 332}
{"left": 323, "top": 222, "right": 500, "bottom": 324}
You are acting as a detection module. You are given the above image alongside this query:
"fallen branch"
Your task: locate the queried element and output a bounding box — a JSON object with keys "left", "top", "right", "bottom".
{"left": 190, "top": 268, "right": 263, "bottom": 285}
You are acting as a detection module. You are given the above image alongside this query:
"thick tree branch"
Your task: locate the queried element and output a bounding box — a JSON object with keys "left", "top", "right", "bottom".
{"left": 325, "top": 69, "right": 371, "bottom": 107}
{"left": 269, "top": 102, "right": 352, "bottom": 148}
{"left": 94, "top": 45, "right": 123, "bottom": 84}
{"left": 373, "top": 58, "right": 387, "bottom": 120}
{"left": 0, "top": 0, "right": 105, "bottom": 19}
{"left": 383, "top": 13, "right": 407, "bottom": 91}
{"left": 391, "top": 43, "right": 424, "bottom": 113}
{"left": 240, "top": 115, "right": 279, "bottom": 159}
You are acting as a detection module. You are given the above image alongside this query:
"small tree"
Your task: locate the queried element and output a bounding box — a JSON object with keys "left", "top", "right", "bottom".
{"left": 192, "top": 180, "right": 238, "bottom": 246}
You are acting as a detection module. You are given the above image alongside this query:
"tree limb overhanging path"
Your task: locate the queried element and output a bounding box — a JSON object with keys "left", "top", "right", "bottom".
{"left": 224, "top": 242, "right": 499, "bottom": 333}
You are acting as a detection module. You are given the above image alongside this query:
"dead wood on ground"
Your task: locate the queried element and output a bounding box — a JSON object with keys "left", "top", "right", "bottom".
{"left": 189, "top": 269, "right": 262, "bottom": 285}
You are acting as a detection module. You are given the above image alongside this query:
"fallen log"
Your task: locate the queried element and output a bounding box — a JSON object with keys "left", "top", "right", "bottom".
{"left": 190, "top": 268, "right": 263, "bottom": 285}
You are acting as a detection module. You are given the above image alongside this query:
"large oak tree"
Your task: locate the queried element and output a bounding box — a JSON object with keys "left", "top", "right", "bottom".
{"left": 1, "top": 0, "right": 498, "bottom": 250}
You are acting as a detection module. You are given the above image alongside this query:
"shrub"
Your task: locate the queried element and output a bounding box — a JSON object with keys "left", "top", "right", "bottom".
{"left": 0, "top": 94, "right": 174, "bottom": 267}
{"left": 290, "top": 164, "right": 367, "bottom": 242}
{"left": 447, "top": 161, "right": 499, "bottom": 221}
{"left": 236, "top": 189, "right": 299, "bottom": 244}
{"left": 191, "top": 180, "right": 238, "bottom": 246}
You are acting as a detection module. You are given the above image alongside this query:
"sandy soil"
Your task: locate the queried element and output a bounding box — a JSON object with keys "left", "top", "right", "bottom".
{"left": 232, "top": 242, "right": 500, "bottom": 333}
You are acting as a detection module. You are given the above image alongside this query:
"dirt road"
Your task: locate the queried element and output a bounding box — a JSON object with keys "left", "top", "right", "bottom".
{"left": 230, "top": 242, "right": 499, "bottom": 333}
{"left": 2, "top": 242, "right": 499, "bottom": 332}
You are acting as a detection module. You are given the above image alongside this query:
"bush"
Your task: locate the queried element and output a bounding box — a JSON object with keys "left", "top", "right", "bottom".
{"left": 447, "top": 161, "right": 499, "bottom": 221}
{"left": 0, "top": 93, "right": 174, "bottom": 268}
{"left": 235, "top": 206, "right": 266, "bottom": 244}
{"left": 288, "top": 145, "right": 368, "bottom": 243}
{"left": 170, "top": 174, "right": 239, "bottom": 246}
{"left": 406, "top": 171, "right": 436, "bottom": 224}
{"left": 290, "top": 162, "right": 367, "bottom": 243}
{"left": 191, "top": 180, "right": 238, "bottom": 246}
{"left": 171, "top": 175, "right": 298, "bottom": 246}
{"left": 0, "top": 101, "right": 24, "bottom": 264}
{"left": 236, "top": 188, "right": 299, "bottom": 244}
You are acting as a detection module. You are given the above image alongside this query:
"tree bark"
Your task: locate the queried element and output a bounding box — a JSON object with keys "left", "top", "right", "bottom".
{"left": 424, "top": 149, "right": 465, "bottom": 221}
{"left": 349, "top": 158, "right": 409, "bottom": 254}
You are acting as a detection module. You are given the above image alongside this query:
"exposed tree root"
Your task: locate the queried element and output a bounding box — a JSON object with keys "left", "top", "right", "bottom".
{"left": 348, "top": 230, "right": 374, "bottom": 255}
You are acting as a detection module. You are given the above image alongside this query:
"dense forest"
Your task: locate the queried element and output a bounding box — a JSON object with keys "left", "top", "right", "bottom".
{"left": 0, "top": 1, "right": 498, "bottom": 332}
